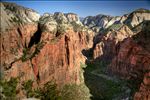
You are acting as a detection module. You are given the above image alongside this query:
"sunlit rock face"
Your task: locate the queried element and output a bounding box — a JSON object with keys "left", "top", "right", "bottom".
{"left": 0, "top": 2, "right": 94, "bottom": 98}
{"left": 93, "top": 25, "right": 134, "bottom": 61}
{"left": 108, "top": 21, "right": 150, "bottom": 75}
{"left": 82, "top": 8, "right": 150, "bottom": 33}
{"left": 92, "top": 19, "right": 150, "bottom": 99}
{"left": 82, "top": 14, "right": 112, "bottom": 30}
{"left": 124, "top": 8, "right": 150, "bottom": 28}
{"left": 0, "top": 2, "right": 40, "bottom": 73}
{"left": 65, "top": 13, "right": 80, "bottom": 23}
{"left": 108, "top": 21, "right": 150, "bottom": 99}
{"left": 0, "top": 2, "right": 40, "bottom": 32}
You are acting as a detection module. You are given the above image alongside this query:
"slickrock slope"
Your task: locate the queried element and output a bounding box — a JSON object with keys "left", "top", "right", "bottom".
{"left": 0, "top": 2, "right": 94, "bottom": 98}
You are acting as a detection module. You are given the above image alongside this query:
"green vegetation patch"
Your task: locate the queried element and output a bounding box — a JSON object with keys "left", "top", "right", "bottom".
{"left": 22, "top": 80, "right": 34, "bottom": 97}
{"left": 85, "top": 60, "right": 109, "bottom": 73}
{"left": 61, "top": 84, "right": 90, "bottom": 100}
{"left": 108, "top": 23, "right": 123, "bottom": 31}
{"left": 23, "top": 80, "right": 61, "bottom": 100}
{"left": 95, "top": 61, "right": 110, "bottom": 74}
{"left": 99, "top": 77, "right": 124, "bottom": 99}
{"left": 71, "top": 21, "right": 84, "bottom": 32}
{"left": 0, "top": 77, "right": 18, "bottom": 99}
{"left": 21, "top": 42, "right": 44, "bottom": 62}
{"left": 57, "top": 24, "right": 67, "bottom": 35}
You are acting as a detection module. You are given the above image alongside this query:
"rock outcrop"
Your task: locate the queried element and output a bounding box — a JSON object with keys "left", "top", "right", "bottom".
{"left": 124, "top": 8, "right": 150, "bottom": 28}
{"left": 82, "top": 14, "right": 112, "bottom": 32}
{"left": 65, "top": 13, "right": 81, "bottom": 23}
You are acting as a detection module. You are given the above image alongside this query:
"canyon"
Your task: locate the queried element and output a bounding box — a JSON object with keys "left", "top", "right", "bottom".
{"left": 0, "top": 2, "right": 150, "bottom": 100}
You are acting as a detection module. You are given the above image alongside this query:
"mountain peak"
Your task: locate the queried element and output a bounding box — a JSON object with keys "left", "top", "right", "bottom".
{"left": 1, "top": 2, "right": 40, "bottom": 32}
{"left": 133, "top": 8, "right": 150, "bottom": 13}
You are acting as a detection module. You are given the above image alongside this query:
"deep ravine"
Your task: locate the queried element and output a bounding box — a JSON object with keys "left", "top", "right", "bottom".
{"left": 1, "top": 2, "right": 150, "bottom": 100}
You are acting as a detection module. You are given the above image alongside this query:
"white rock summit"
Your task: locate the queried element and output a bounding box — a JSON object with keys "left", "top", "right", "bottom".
{"left": 82, "top": 8, "right": 150, "bottom": 32}
{"left": 0, "top": 2, "right": 40, "bottom": 32}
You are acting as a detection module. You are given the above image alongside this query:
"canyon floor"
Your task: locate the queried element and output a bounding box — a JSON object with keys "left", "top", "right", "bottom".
{"left": 82, "top": 56, "right": 131, "bottom": 100}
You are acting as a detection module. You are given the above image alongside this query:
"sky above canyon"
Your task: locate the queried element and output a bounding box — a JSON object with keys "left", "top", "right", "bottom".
{"left": 3, "top": 0, "right": 150, "bottom": 17}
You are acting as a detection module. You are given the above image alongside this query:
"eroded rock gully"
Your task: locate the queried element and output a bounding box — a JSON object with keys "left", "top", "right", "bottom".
{"left": 1, "top": 24, "right": 38, "bottom": 70}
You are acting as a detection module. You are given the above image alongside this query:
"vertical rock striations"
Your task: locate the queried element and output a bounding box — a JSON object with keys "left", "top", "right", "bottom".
{"left": 0, "top": 2, "right": 94, "bottom": 98}
{"left": 108, "top": 21, "right": 150, "bottom": 99}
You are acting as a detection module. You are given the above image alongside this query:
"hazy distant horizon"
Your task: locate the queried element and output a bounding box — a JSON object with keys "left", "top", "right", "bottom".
{"left": 2, "top": 0, "right": 150, "bottom": 17}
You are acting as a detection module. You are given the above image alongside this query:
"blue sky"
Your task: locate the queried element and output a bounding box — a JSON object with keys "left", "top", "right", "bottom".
{"left": 3, "top": 0, "right": 150, "bottom": 17}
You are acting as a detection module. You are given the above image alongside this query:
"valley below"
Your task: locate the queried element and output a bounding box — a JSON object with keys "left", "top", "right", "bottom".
{"left": 0, "top": 2, "right": 150, "bottom": 100}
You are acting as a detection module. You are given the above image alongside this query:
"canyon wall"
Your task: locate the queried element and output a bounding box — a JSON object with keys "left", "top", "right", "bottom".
{"left": 91, "top": 18, "right": 150, "bottom": 99}
{"left": 0, "top": 2, "right": 94, "bottom": 98}
{"left": 108, "top": 21, "right": 150, "bottom": 99}
{"left": 1, "top": 2, "right": 150, "bottom": 99}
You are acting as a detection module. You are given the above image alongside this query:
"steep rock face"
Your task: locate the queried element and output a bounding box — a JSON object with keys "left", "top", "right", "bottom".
{"left": 134, "top": 72, "right": 150, "bottom": 100}
{"left": 32, "top": 29, "right": 94, "bottom": 85}
{"left": 5, "top": 28, "right": 94, "bottom": 85}
{"left": 65, "top": 13, "right": 81, "bottom": 23}
{"left": 108, "top": 21, "right": 150, "bottom": 76}
{"left": 82, "top": 14, "right": 112, "bottom": 32}
{"left": 1, "top": 2, "right": 94, "bottom": 98}
{"left": 108, "top": 38, "right": 149, "bottom": 77}
{"left": 1, "top": 24, "right": 38, "bottom": 70}
{"left": 109, "top": 39, "right": 150, "bottom": 100}
{"left": 0, "top": 2, "right": 40, "bottom": 74}
{"left": 104, "top": 16, "right": 122, "bottom": 28}
{"left": 108, "top": 21, "right": 150, "bottom": 99}
{"left": 124, "top": 8, "right": 150, "bottom": 28}
{"left": 93, "top": 25, "right": 134, "bottom": 61}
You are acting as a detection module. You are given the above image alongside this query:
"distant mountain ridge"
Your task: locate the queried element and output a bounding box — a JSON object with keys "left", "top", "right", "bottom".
{"left": 1, "top": 1, "right": 150, "bottom": 33}
{"left": 82, "top": 8, "right": 150, "bottom": 33}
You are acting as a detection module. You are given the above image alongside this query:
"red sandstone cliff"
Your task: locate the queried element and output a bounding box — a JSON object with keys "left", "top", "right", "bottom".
{"left": 93, "top": 25, "right": 134, "bottom": 61}
{"left": 108, "top": 21, "right": 150, "bottom": 99}
{"left": 92, "top": 21, "right": 150, "bottom": 99}
{"left": 0, "top": 2, "right": 94, "bottom": 98}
